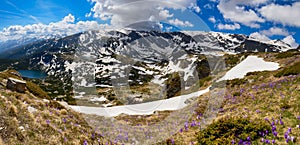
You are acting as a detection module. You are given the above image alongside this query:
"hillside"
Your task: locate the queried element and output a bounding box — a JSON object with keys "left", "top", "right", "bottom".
{"left": 0, "top": 70, "right": 110, "bottom": 144}
{"left": 159, "top": 52, "right": 300, "bottom": 144}
{"left": 0, "top": 52, "right": 299, "bottom": 144}
{"left": 0, "top": 30, "right": 298, "bottom": 108}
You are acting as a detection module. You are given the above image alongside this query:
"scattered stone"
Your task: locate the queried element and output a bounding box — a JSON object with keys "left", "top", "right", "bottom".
{"left": 27, "top": 106, "right": 37, "bottom": 113}
{"left": 58, "top": 101, "right": 71, "bottom": 110}
{"left": 18, "top": 126, "right": 25, "bottom": 132}
{"left": 43, "top": 99, "right": 50, "bottom": 103}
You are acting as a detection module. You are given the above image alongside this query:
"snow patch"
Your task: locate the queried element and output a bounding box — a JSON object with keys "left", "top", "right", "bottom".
{"left": 90, "top": 96, "right": 107, "bottom": 102}
{"left": 218, "top": 56, "right": 279, "bottom": 81}
{"left": 70, "top": 87, "right": 210, "bottom": 117}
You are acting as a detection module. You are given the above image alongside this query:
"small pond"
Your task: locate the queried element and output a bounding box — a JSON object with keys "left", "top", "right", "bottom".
{"left": 18, "top": 70, "right": 47, "bottom": 79}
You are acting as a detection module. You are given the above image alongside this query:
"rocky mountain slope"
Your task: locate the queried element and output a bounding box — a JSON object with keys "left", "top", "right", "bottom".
{"left": 0, "top": 30, "right": 298, "bottom": 106}
{"left": 0, "top": 51, "right": 299, "bottom": 145}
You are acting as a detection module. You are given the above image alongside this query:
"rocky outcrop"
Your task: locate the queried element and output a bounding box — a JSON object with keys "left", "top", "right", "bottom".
{"left": 6, "top": 77, "right": 26, "bottom": 93}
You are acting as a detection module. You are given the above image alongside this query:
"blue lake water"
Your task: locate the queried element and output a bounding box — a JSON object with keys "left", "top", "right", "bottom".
{"left": 18, "top": 70, "right": 47, "bottom": 79}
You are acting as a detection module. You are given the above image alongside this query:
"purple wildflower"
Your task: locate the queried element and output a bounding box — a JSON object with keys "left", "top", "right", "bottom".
{"left": 184, "top": 121, "right": 189, "bottom": 130}
{"left": 261, "top": 138, "right": 264, "bottom": 142}
{"left": 265, "top": 118, "right": 269, "bottom": 122}
{"left": 62, "top": 118, "right": 67, "bottom": 123}
{"left": 297, "top": 116, "right": 300, "bottom": 120}
{"left": 284, "top": 132, "right": 289, "bottom": 139}
{"left": 231, "top": 139, "right": 235, "bottom": 144}
{"left": 273, "top": 131, "right": 278, "bottom": 137}
{"left": 46, "top": 120, "right": 50, "bottom": 124}
{"left": 280, "top": 119, "right": 284, "bottom": 125}
{"left": 265, "top": 139, "right": 270, "bottom": 144}
{"left": 272, "top": 126, "right": 276, "bottom": 132}
{"left": 247, "top": 136, "right": 250, "bottom": 141}
{"left": 238, "top": 139, "right": 243, "bottom": 145}
{"left": 286, "top": 138, "right": 290, "bottom": 143}
{"left": 171, "top": 139, "right": 174, "bottom": 145}
{"left": 265, "top": 130, "right": 269, "bottom": 135}
{"left": 83, "top": 140, "right": 87, "bottom": 145}
{"left": 288, "top": 127, "right": 292, "bottom": 133}
{"left": 272, "top": 140, "right": 275, "bottom": 144}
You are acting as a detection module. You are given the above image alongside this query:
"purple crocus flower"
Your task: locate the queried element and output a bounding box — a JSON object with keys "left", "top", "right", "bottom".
{"left": 265, "top": 139, "right": 270, "bottom": 144}
{"left": 280, "top": 119, "right": 284, "bottom": 125}
{"left": 231, "top": 139, "right": 235, "bottom": 144}
{"left": 273, "top": 131, "right": 278, "bottom": 137}
{"left": 46, "top": 120, "right": 50, "bottom": 124}
{"left": 265, "top": 130, "right": 269, "bottom": 135}
{"left": 62, "top": 118, "right": 67, "bottom": 123}
{"left": 171, "top": 139, "right": 174, "bottom": 145}
{"left": 238, "top": 139, "right": 243, "bottom": 145}
{"left": 272, "top": 126, "right": 276, "bottom": 132}
{"left": 247, "top": 136, "right": 250, "bottom": 141}
{"left": 288, "top": 127, "right": 292, "bottom": 133}
{"left": 284, "top": 132, "right": 288, "bottom": 139}
{"left": 272, "top": 140, "right": 275, "bottom": 144}
{"left": 286, "top": 138, "right": 290, "bottom": 143}
{"left": 265, "top": 118, "right": 269, "bottom": 122}
{"left": 83, "top": 140, "right": 87, "bottom": 145}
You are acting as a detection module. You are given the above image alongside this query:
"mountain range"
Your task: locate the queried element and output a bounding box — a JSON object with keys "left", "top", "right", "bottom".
{"left": 0, "top": 29, "right": 299, "bottom": 106}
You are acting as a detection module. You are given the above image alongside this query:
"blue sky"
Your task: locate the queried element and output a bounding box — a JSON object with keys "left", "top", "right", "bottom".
{"left": 0, "top": 0, "right": 299, "bottom": 48}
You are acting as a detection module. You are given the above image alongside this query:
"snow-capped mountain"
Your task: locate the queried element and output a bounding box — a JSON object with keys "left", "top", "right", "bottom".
{"left": 0, "top": 29, "right": 298, "bottom": 105}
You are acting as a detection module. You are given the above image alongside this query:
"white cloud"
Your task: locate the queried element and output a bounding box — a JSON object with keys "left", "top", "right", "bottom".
{"left": 204, "top": 4, "right": 213, "bottom": 9}
{"left": 168, "top": 18, "right": 194, "bottom": 27}
{"left": 208, "top": 16, "right": 216, "bottom": 23}
{"left": 249, "top": 32, "right": 270, "bottom": 41}
{"left": 158, "top": 9, "right": 174, "bottom": 19}
{"left": 62, "top": 14, "right": 75, "bottom": 23}
{"left": 88, "top": 0, "right": 198, "bottom": 27}
{"left": 189, "top": 3, "right": 201, "bottom": 13}
{"left": 217, "top": 0, "right": 268, "bottom": 28}
{"left": 0, "top": 14, "right": 109, "bottom": 42}
{"left": 259, "top": 2, "right": 300, "bottom": 27}
{"left": 282, "top": 35, "right": 298, "bottom": 48}
{"left": 261, "top": 27, "right": 290, "bottom": 36}
{"left": 217, "top": 23, "right": 240, "bottom": 30}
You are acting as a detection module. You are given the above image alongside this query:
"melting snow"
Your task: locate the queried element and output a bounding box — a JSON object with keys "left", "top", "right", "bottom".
{"left": 218, "top": 55, "right": 279, "bottom": 81}
{"left": 70, "top": 87, "right": 210, "bottom": 117}
{"left": 90, "top": 96, "right": 107, "bottom": 102}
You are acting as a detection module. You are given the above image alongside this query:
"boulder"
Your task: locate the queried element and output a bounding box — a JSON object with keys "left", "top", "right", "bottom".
{"left": 7, "top": 77, "right": 26, "bottom": 93}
